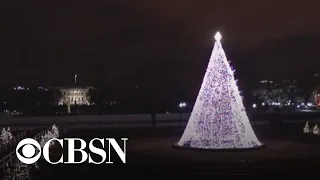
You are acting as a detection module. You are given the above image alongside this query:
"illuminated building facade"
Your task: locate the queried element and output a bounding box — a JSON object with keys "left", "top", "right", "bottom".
{"left": 53, "top": 74, "right": 94, "bottom": 105}
{"left": 57, "top": 86, "right": 93, "bottom": 105}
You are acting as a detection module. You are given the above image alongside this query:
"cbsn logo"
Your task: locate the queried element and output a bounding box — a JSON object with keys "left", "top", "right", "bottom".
{"left": 16, "top": 138, "right": 128, "bottom": 165}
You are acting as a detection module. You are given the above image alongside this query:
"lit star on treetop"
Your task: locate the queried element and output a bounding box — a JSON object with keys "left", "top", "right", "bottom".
{"left": 214, "top": 31, "right": 222, "bottom": 42}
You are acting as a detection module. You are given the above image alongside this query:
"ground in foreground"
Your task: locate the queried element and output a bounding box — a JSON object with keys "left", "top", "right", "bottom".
{"left": 33, "top": 124, "right": 320, "bottom": 179}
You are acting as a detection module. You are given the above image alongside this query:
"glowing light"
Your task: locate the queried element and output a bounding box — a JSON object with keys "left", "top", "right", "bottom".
{"left": 214, "top": 32, "right": 222, "bottom": 42}
{"left": 304, "top": 122, "right": 310, "bottom": 134}
{"left": 176, "top": 32, "right": 262, "bottom": 149}
{"left": 179, "top": 102, "right": 187, "bottom": 108}
{"left": 262, "top": 102, "right": 265, "bottom": 106}
{"left": 252, "top": 103, "right": 257, "bottom": 108}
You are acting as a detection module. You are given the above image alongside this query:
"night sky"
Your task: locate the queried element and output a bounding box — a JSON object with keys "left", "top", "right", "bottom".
{"left": 1, "top": 0, "right": 320, "bottom": 95}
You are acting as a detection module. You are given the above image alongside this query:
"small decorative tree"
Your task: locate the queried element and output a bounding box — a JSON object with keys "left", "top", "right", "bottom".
{"left": 1, "top": 128, "right": 9, "bottom": 145}
{"left": 52, "top": 124, "right": 59, "bottom": 138}
{"left": 303, "top": 122, "right": 310, "bottom": 134}
{"left": 313, "top": 124, "right": 319, "bottom": 135}
{"left": 6, "top": 127, "right": 12, "bottom": 141}
{"left": 39, "top": 124, "right": 60, "bottom": 156}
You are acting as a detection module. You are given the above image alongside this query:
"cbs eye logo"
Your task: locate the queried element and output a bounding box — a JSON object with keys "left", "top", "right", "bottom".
{"left": 16, "top": 138, "right": 41, "bottom": 164}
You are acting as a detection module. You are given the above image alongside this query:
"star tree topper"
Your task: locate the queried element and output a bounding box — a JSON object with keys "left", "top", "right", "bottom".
{"left": 214, "top": 31, "right": 222, "bottom": 42}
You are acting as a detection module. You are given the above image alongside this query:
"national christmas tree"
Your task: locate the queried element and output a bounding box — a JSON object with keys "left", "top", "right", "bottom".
{"left": 176, "top": 32, "right": 263, "bottom": 149}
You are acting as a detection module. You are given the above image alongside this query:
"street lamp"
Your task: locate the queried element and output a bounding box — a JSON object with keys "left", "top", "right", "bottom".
{"left": 179, "top": 102, "right": 187, "bottom": 108}
{"left": 178, "top": 102, "right": 187, "bottom": 121}
{"left": 252, "top": 103, "right": 257, "bottom": 108}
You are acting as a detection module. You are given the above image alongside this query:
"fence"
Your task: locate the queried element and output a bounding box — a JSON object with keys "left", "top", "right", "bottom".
{"left": 0, "top": 129, "right": 47, "bottom": 173}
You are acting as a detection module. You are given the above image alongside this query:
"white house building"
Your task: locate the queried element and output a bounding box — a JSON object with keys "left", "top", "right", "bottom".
{"left": 53, "top": 74, "right": 94, "bottom": 105}
{"left": 57, "top": 86, "right": 93, "bottom": 105}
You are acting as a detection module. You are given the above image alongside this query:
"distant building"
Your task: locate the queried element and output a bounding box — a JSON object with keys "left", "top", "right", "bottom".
{"left": 53, "top": 74, "right": 94, "bottom": 105}
{"left": 259, "top": 80, "right": 273, "bottom": 84}
{"left": 57, "top": 86, "right": 93, "bottom": 105}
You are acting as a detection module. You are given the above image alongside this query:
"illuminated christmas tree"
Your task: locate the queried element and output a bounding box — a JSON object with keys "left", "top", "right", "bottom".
{"left": 313, "top": 124, "right": 319, "bottom": 135}
{"left": 40, "top": 124, "right": 60, "bottom": 151}
{"left": 1, "top": 128, "right": 8, "bottom": 145}
{"left": 304, "top": 122, "right": 310, "bottom": 134}
{"left": 6, "top": 127, "right": 12, "bottom": 141}
{"left": 52, "top": 124, "right": 59, "bottom": 138}
{"left": 175, "top": 32, "right": 263, "bottom": 150}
